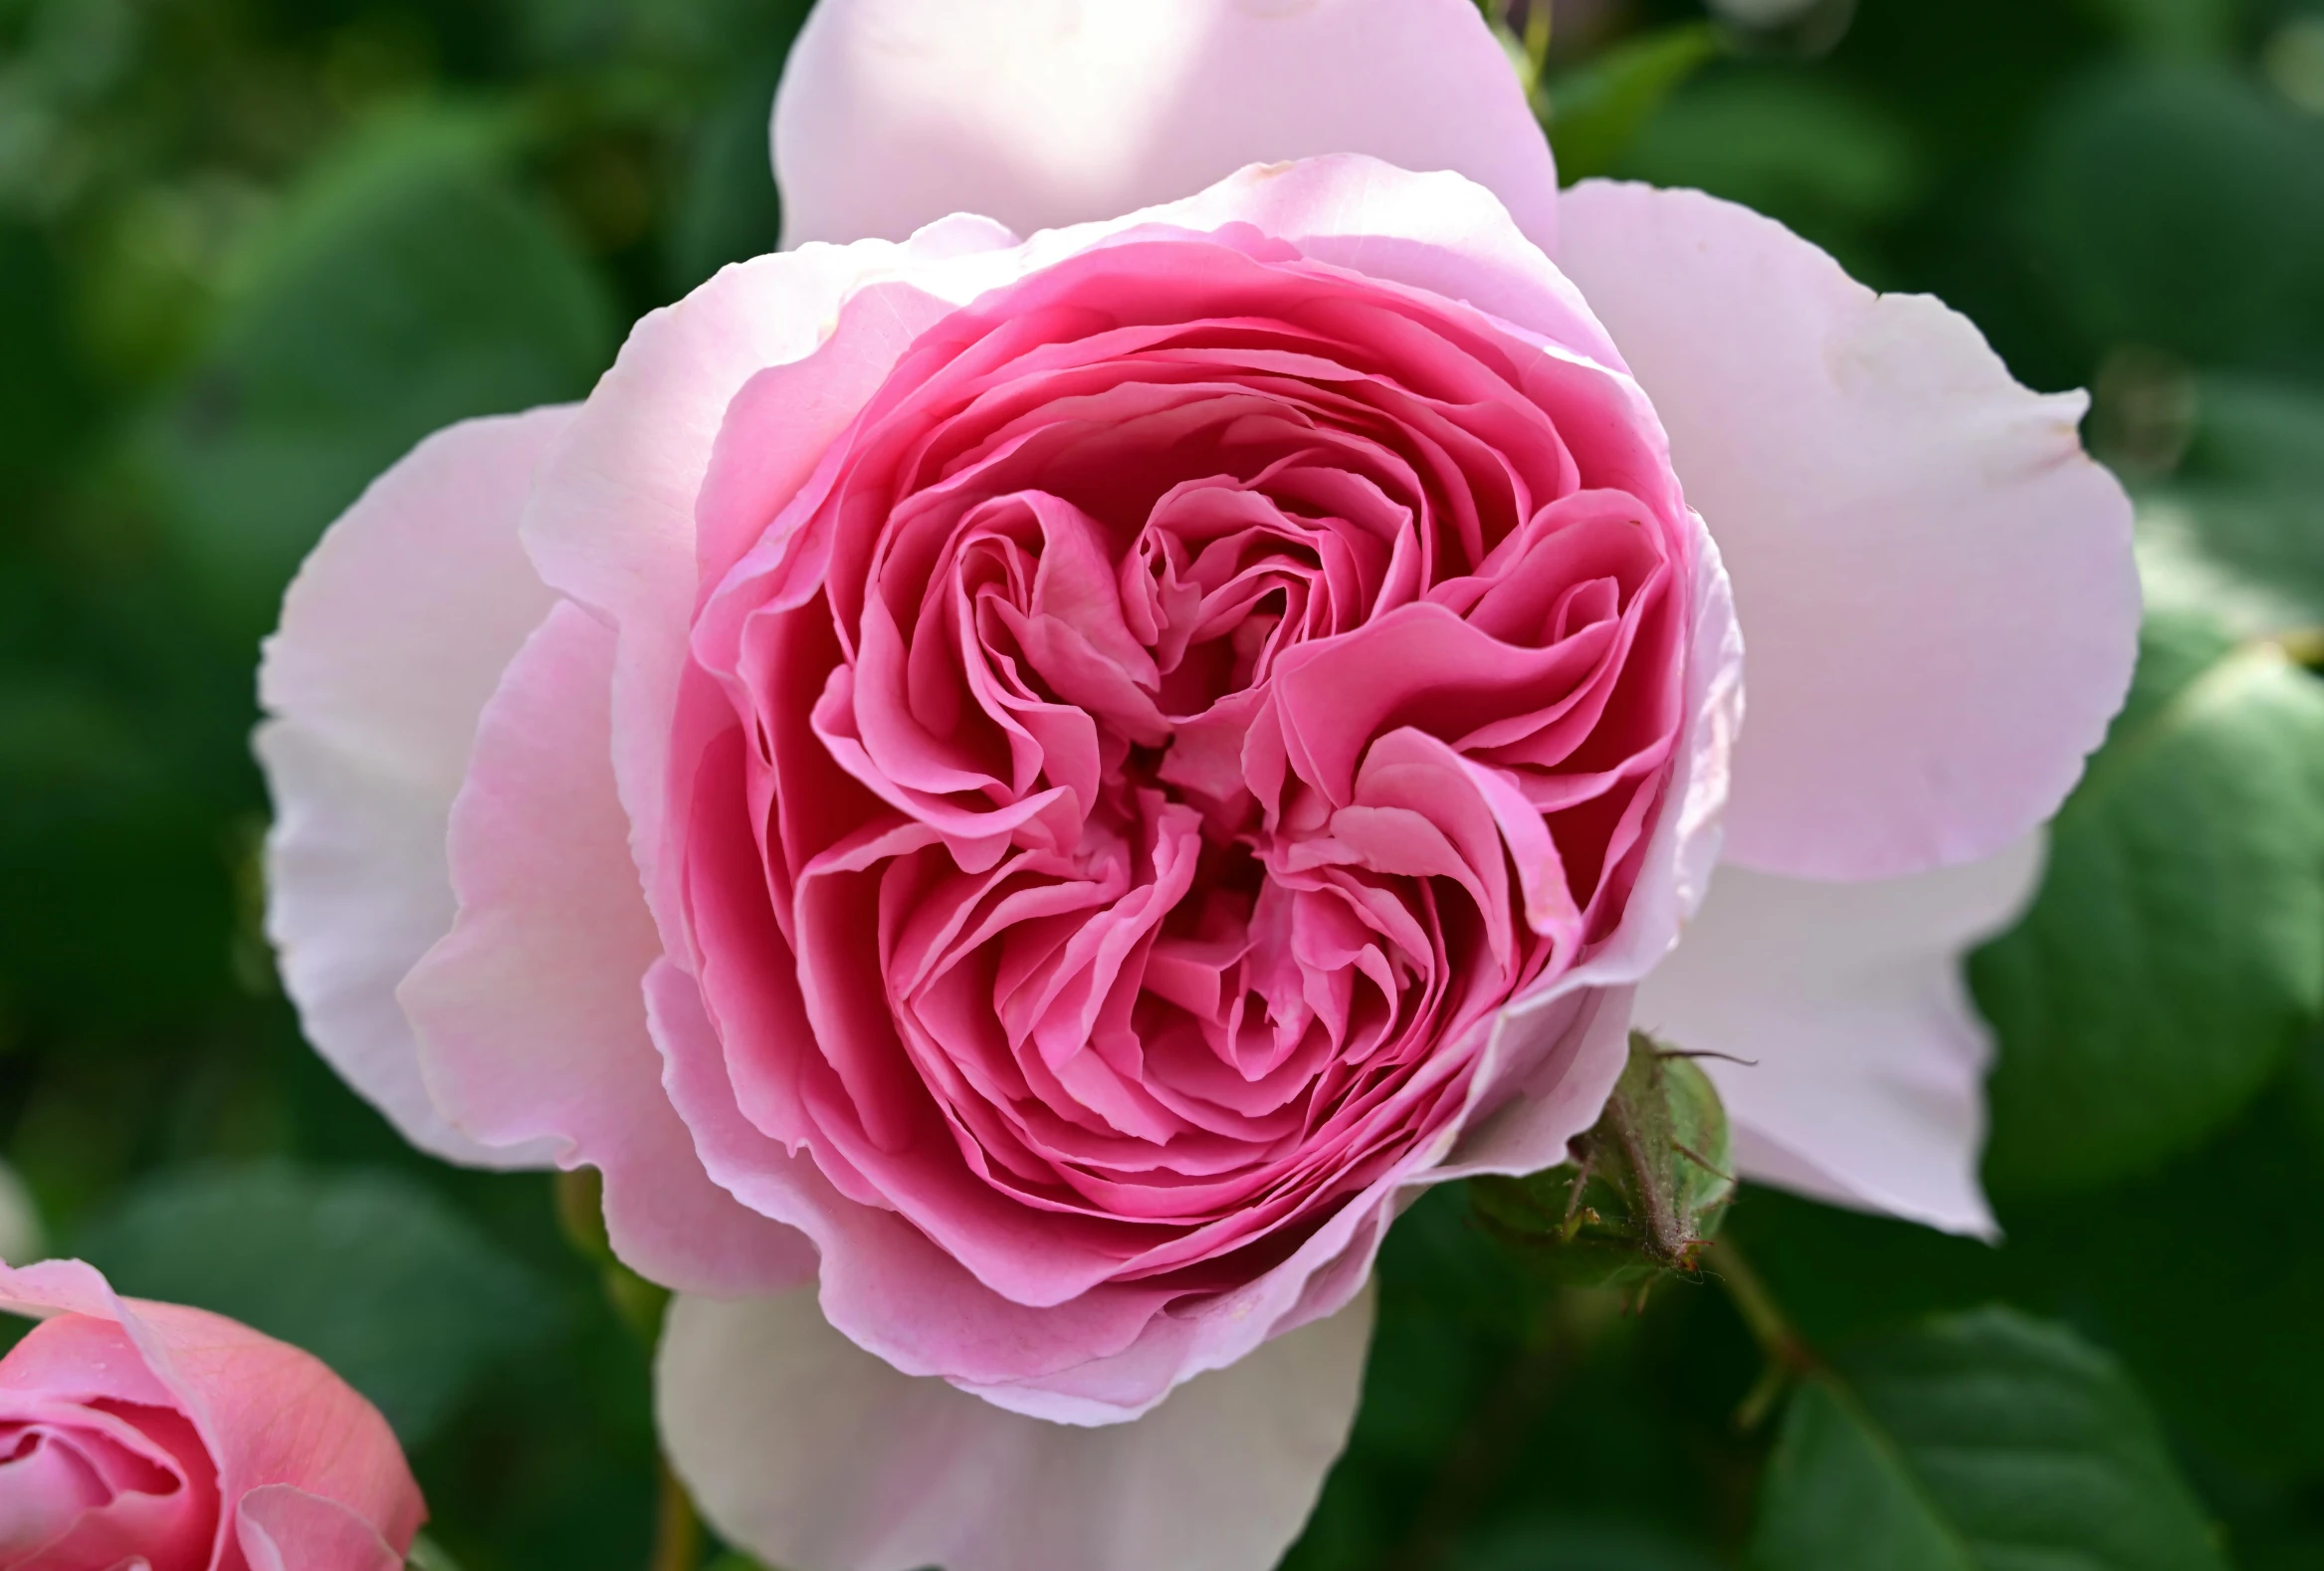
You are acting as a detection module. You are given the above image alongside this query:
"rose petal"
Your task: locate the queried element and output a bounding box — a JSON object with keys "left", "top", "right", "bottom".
{"left": 401, "top": 604, "right": 816, "bottom": 1296}
{"left": 523, "top": 222, "right": 1021, "bottom": 954}
{"left": 1556, "top": 180, "right": 2138, "bottom": 881}
{"left": 505, "top": 159, "right": 1748, "bottom": 1417}
{"left": 773, "top": 0, "right": 1558, "bottom": 252}
{"left": 656, "top": 1284, "right": 1373, "bottom": 1571}
{"left": 0, "top": 1259, "right": 426, "bottom": 1555}
{"left": 1633, "top": 835, "right": 2045, "bottom": 1237}
{"left": 258, "top": 407, "right": 575, "bottom": 1166}
{"left": 237, "top": 1485, "right": 405, "bottom": 1571}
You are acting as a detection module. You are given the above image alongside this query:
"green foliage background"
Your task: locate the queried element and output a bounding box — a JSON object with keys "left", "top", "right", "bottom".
{"left": 2, "top": 0, "right": 2321, "bottom": 1565}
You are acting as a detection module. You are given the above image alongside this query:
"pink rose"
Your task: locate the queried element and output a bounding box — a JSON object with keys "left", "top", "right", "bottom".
{"left": 257, "top": 2, "right": 2138, "bottom": 1567}
{"left": 0, "top": 1260, "right": 424, "bottom": 1571}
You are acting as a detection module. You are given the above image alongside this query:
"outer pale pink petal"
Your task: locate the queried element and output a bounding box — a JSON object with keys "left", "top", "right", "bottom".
{"left": 657, "top": 1286, "right": 1373, "bottom": 1571}
{"left": 1058, "top": 155, "right": 1622, "bottom": 370}
{"left": 1556, "top": 180, "right": 2139, "bottom": 881}
{"left": 258, "top": 407, "right": 576, "bottom": 1166}
{"left": 1633, "top": 836, "right": 2045, "bottom": 1237}
{"left": 399, "top": 605, "right": 815, "bottom": 1296}
{"left": 237, "top": 1485, "right": 405, "bottom": 1571}
{"left": 521, "top": 219, "right": 1017, "bottom": 945}
{"left": 774, "top": 0, "right": 1559, "bottom": 252}
{"left": 0, "top": 1260, "right": 427, "bottom": 1560}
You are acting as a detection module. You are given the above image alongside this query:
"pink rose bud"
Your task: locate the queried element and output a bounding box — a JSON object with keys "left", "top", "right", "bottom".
{"left": 0, "top": 1259, "right": 425, "bottom": 1571}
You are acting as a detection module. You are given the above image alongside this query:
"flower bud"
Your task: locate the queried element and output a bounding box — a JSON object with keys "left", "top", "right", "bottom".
{"left": 1474, "top": 1031, "right": 1737, "bottom": 1288}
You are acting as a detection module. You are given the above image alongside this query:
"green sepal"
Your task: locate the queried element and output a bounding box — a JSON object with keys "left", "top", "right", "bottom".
{"left": 1472, "top": 1031, "right": 1737, "bottom": 1289}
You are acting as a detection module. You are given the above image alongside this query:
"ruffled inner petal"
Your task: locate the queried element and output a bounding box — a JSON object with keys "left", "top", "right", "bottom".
{"left": 679, "top": 233, "right": 1695, "bottom": 1306}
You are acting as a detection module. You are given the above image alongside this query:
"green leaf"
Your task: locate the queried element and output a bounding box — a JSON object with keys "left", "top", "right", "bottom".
{"left": 1720, "top": 1186, "right": 2010, "bottom": 1349}
{"left": 1615, "top": 73, "right": 1928, "bottom": 269}
{"left": 1748, "top": 1309, "right": 2227, "bottom": 1571}
{"left": 2136, "top": 374, "right": 2324, "bottom": 639}
{"left": 1999, "top": 1034, "right": 2324, "bottom": 1474}
{"left": 663, "top": 55, "right": 789, "bottom": 294}
{"left": 663, "top": 2, "right": 814, "bottom": 294}
{"left": 1543, "top": 24, "right": 1722, "bottom": 183}
{"left": 75, "top": 1164, "right": 555, "bottom": 1447}
{"left": 2071, "top": 0, "right": 2237, "bottom": 57}
{"left": 2015, "top": 62, "right": 2324, "bottom": 375}
{"left": 143, "top": 104, "right": 617, "bottom": 639}
{"left": 1973, "top": 604, "right": 2324, "bottom": 1195}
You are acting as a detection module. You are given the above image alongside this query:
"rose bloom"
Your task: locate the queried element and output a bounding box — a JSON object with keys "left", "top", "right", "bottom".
{"left": 0, "top": 1261, "right": 423, "bottom": 1571}
{"left": 256, "top": 1, "right": 2137, "bottom": 1567}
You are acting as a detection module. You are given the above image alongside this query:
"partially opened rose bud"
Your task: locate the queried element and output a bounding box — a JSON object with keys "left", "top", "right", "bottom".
{"left": 0, "top": 1259, "right": 425, "bottom": 1571}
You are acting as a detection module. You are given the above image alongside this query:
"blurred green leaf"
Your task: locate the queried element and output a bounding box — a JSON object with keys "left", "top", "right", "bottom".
{"left": 2072, "top": 0, "right": 2237, "bottom": 57}
{"left": 0, "top": 676, "right": 236, "bottom": 1029}
{"left": 1974, "top": 604, "right": 2324, "bottom": 1195}
{"left": 1748, "top": 1308, "right": 2227, "bottom": 1571}
{"left": 2001, "top": 1034, "right": 2324, "bottom": 1475}
{"left": 2017, "top": 62, "right": 2324, "bottom": 374}
{"left": 663, "top": 53, "right": 786, "bottom": 293}
{"left": 0, "top": 224, "right": 96, "bottom": 490}
{"left": 143, "top": 103, "right": 617, "bottom": 638}
{"left": 1457, "top": 1521, "right": 1721, "bottom": 1571}
{"left": 1616, "top": 72, "right": 1927, "bottom": 267}
{"left": 1721, "top": 1188, "right": 2010, "bottom": 1348}
{"left": 76, "top": 1164, "right": 555, "bottom": 1447}
{"left": 1545, "top": 24, "right": 1722, "bottom": 183}
{"left": 2136, "top": 374, "right": 2324, "bottom": 638}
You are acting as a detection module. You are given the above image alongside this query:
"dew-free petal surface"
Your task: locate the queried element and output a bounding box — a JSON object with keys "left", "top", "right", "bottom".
{"left": 401, "top": 604, "right": 815, "bottom": 1297}
{"left": 657, "top": 1285, "right": 1372, "bottom": 1571}
{"left": 236, "top": 1485, "right": 406, "bottom": 1571}
{"left": 1634, "top": 836, "right": 2045, "bottom": 1236}
{"left": 1557, "top": 180, "right": 2137, "bottom": 881}
{"left": 774, "top": 0, "right": 1558, "bottom": 252}
{"left": 0, "top": 1259, "right": 425, "bottom": 1565}
{"left": 258, "top": 407, "right": 574, "bottom": 1165}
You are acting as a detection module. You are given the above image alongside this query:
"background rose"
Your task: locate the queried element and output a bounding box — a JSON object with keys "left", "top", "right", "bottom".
{"left": 253, "top": 0, "right": 2138, "bottom": 1565}
{"left": 0, "top": 1260, "right": 424, "bottom": 1571}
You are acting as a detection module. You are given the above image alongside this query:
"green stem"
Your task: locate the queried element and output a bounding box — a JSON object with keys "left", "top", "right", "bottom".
{"left": 651, "top": 1458, "right": 705, "bottom": 1571}
{"left": 1700, "top": 1238, "right": 1817, "bottom": 1430}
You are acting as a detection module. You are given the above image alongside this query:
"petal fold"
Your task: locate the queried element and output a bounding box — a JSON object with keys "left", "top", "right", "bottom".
{"left": 774, "top": 0, "right": 1558, "bottom": 251}
{"left": 401, "top": 603, "right": 816, "bottom": 1296}
{"left": 657, "top": 1285, "right": 1373, "bottom": 1571}
{"left": 1557, "top": 180, "right": 2138, "bottom": 881}
{"left": 1634, "top": 836, "right": 2045, "bottom": 1236}
{"left": 258, "top": 407, "right": 574, "bottom": 1165}
{"left": 237, "top": 1485, "right": 407, "bottom": 1571}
